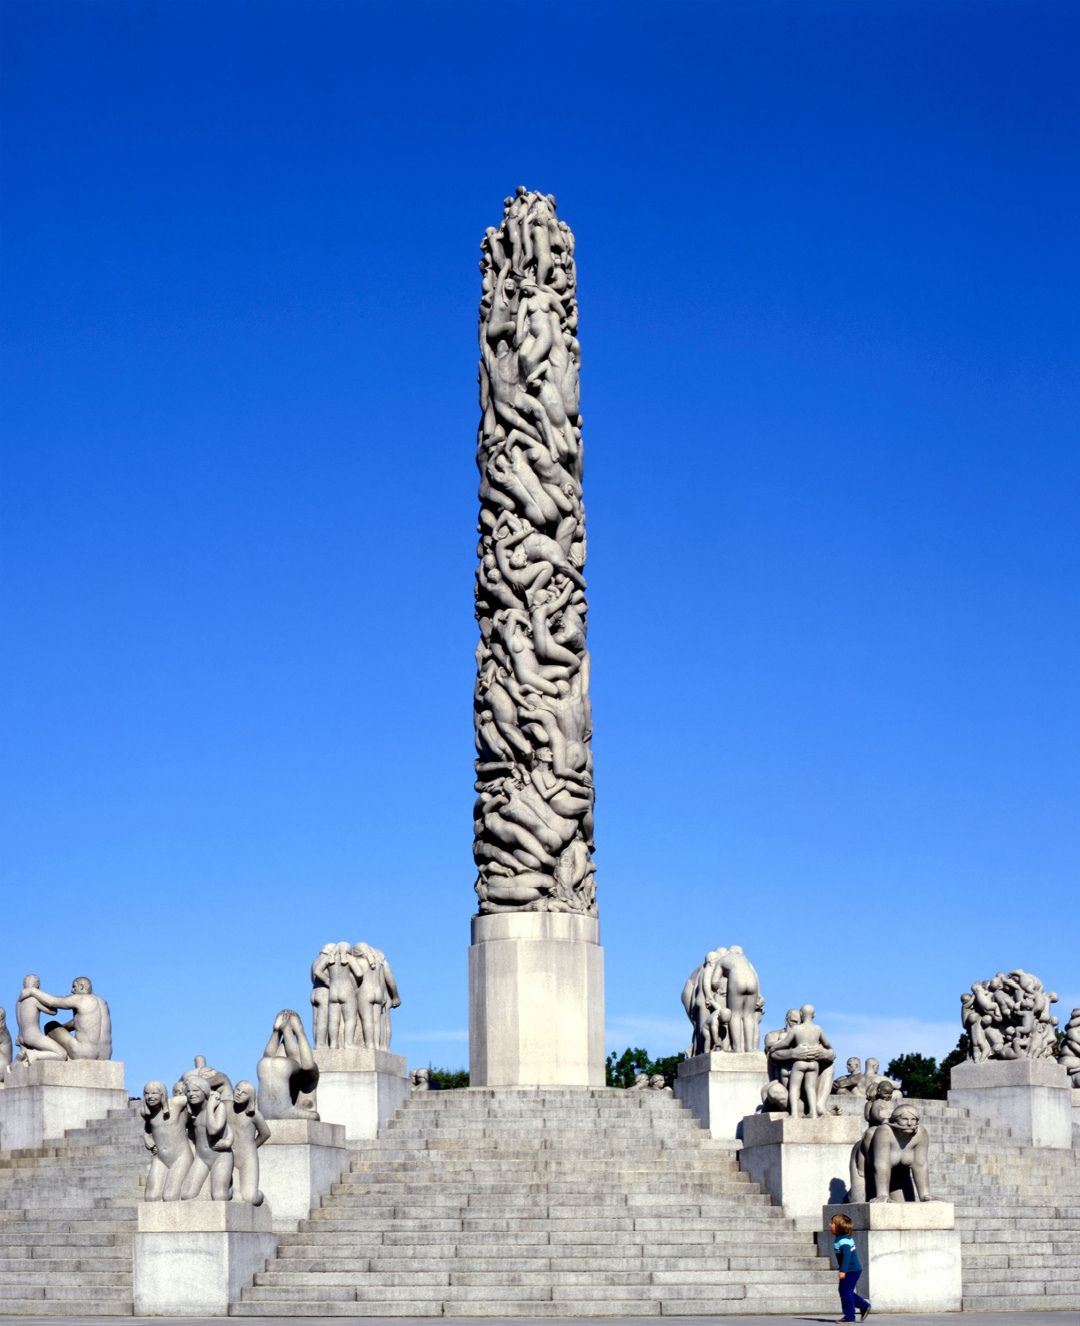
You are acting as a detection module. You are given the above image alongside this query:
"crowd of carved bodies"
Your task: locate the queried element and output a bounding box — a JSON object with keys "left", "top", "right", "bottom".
{"left": 310, "top": 942, "right": 399, "bottom": 1052}
{"left": 961, "top": 969, "right": 1060, "bottom": 1062}
{"left": 1, "top": 974, "right": 111, "bottom": 1072}
{"left": 681, "top": 946, "right": 763, "bottom": 1056}
{"left": 473, "top": 187, "right": 595, "bottom": 916}
{"left": 141, "top": 1057, "right": 269, "bottom": 1203}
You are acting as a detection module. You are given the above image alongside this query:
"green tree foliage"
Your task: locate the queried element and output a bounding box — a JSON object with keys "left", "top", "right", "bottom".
{"left": 886, "top": 1034, "right": 971, "bottom": 1100}
{"left": 605, "top": 1047, "right": 683, "bottom": 1088}
{"left": 428, "top": 1066, "right": 469, "bottom": 1089}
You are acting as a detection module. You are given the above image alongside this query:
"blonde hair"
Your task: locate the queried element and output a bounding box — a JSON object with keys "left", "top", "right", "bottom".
{"left": 831, "top": 1213, "right": 854, "bottom": 1236}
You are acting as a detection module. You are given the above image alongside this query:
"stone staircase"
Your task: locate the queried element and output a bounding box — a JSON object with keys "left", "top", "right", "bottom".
{"left": 916, "top": 1097, "right": 1080, "bottom": 1313}
{"left": 0, "top": 1101, "right": 144, "bottom": 1315}
{"left": 233, "top": 1087, "right": 836, "bottom": 1317}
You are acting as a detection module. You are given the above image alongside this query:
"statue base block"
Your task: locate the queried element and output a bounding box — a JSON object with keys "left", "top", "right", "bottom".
{"left": 819, "top": 1202, "right": 961, "bottom": 1312}
{"left": 260, "top": 1118, "right": 348, "bottom": 1230}
{"left": 133, "top": 1200, "right": 277, "bottom": 1315}
{"left": 826, "top": 1092, "right": 869, "bottom": 1117}
{"left": 1072, "top": 1088, "right": 1080, "bottom": 1135}
{"left": 469, "top": 912, "right": 605, "bottom": 1087}
{"left": 0, "top": 1059, "right": 126, "bottom": 1150}
{"left": 948, "top": 1058, "right": 1072, "bottom": 1148}
{"left": 738, "top": 1113, "right": 863, "bottom": 1229}
{"left": 314, "top": 1048, "right": 409, "bottom": 1140}
{"left": 674, "top": 1051, "right": 767, "bottom": 1141}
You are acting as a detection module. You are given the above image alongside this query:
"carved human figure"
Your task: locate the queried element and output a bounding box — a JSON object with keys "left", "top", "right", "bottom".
{"left": 861, "top": 1058, "right": 897, "bottom": 1095}
{"left": 866, "top": 1103, "right": 935, "bottom": 1202}
{"left": 681, "top": 953, "right": 720, "bottom": 1057}
{"left": 178, "top": 1071, "right": 233, "bottom": 1201}
{"left": 36, "top": 977, "right": 112, "bottom": 1060}
{"left": 12, "top": 975, "right": 68, "bottom": 1063}
{"left": 141, "top": 1081, "right": 194, "bottom": 1201}
{"left": 765, "top": 1005, "right": 836, "bottom": 1117}
{"left": 258, "top": 1009, "right": 320, "bottom": 1120}
{"left": 1058, "top": 1008, "right": 1080, "bottom": 1086}
{"left": 710, "top": 947, "right": 761, "bottom": 1053}
{"left": 411, "top": 1068, "right": 432, "bottom": 1092}
{"left": 0, "top": 1007, "right": 12, "bottom": 1071}
{"left": 229, "top": 1080, "right": 269, "bottom": 1205}
{"left": 352, "top": 943, "right": 401, "bottom": 1051}
{"left": 832, "top": 1058, "right": 863, "bottom": 1094}
{"left": 847, "top": 1081, "right": 901, "bottom": 1201}
{"left": 310, "top": 944, "right": 336, "bottom": 1048}
{"left": 962, "top": 969, "right": 1058, "bottom": 1062}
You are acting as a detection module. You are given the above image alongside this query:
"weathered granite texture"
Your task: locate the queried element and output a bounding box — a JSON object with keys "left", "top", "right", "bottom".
{"left": 848, "top": 1100, "right": 936, "bottom": 1203}
{"left": 681, "top": 946, "right": 763, "bottom": 1055}
{"left": 473, "top": 187, "right": 595, "bottom": 917}
{"left": 311, "top": 942, "right": 400, "bottom": 1050}
{"left": 257, "top": 1009, "right": 320, "bottom": 1120}
{"left": 961, "top": 968, "right": 1059, "bottom": 1061}
{"left": 9, "top": 974, "right": 112, "bottom": 1065}
{"left": 763, "top": 1005, "right": 836, "bottom": 1117}
{"left": 1058, "top": 1007, "right": 1080, "bottom": 1086}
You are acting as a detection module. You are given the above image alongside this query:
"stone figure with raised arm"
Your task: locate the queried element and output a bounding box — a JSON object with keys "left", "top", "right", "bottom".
{"left": 352, "top": 943, "right": 401, "bottom": 1050}
{"left": 141, "top": 1081, "right": 194, "bottom": 1201}
{"left": 962, "top": 969, "right": 1058, "bottom": 1062}
{"left": 765, "top": 1004, "right": 836, "bottom": 1118}
{"left": 228, "top": 1080, "right": 269, "bottom": 1205}
{"left": 0, "top": 1007, "right": 12, "bottom": 1072}
{"left": 258, "top": 1009, "right": 320, "bottom": 1119}
{"left": 12, "top": 975, "right": 69, "bottom": 1064}
{"left": 34, "top": 976, "right": 112, "bottom": 1061}
{"left": 178, "top": 1071, "right": 234, "bottom": 1201}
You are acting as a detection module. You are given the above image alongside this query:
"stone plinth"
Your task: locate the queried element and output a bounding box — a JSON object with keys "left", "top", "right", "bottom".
{"left": 314, "top": 1047, "right": 409, "bottom": 1140}
{"left": 674, "top": 1051, "right": 767, "bottom": 1141}
{"left": 0, "top": 1059, "right": 126, "bottom": 1150}
{"left": 738, "top": 1112, "right": 863, "bottom": 1229}
{"left": 1072, "top": 1088, "right": 1080, "bottom": 1134}
{"left": 469, "top": 911, "right": 604, "bottom": 1088}
{"left": 819, "top": 1202, "right": 961, "bottom": 1312}
{"left": 949, "top": 1057, "right": 1072, "bottom": 1148}
{"left": 259, "top": 1117, "right": 348, "bottom": 1230}
{"left": 826, "top": 1093, "right": 869, "bottom": 1117}
{"left": 133, "top": 1200, "right": 277, "bottom": 1315}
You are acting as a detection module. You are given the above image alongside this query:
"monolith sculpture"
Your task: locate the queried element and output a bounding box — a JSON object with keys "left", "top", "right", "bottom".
{"left": 469, "top": 187, "right": 604, "bottom": 1086}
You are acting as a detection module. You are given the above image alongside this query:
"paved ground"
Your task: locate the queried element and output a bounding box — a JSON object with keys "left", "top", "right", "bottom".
{"left": 0, "top": 1316, "right": 1074, "bottom": 1325}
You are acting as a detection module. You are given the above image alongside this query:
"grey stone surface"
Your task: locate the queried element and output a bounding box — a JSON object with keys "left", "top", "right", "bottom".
{"left": 253, "top": 1118, "right": 347, "bottom": 1232}
{"left": 961, "top": 969, "right": 1059, "bottom": 1062}
{"left": 738, "top": 1112, "right": 862, "bottom": 1230}
{"left": 851, "top": 1101, "right": 936, "bottom": 1203}
{"left": 313, "top": 1049, "right": 409, "bottom": 1140}
{"left": 9, "top": 975, "right": 112, "bottom": 1066}
{"left": 821, "top": 1202, "right": 961, "bottom": 1312}
{"left": 473, "top": 188, "right": 595, "bottom": 918}
{"left": 762, "top": 1004, "right": 836, "bottom": 1117}
{"left": 1058, "top": 1006, "right": 1080, "bottom": 1085}
{"left": 469, "top": 911, "right": 604, "bottom": 1087}
{"left": 949, "top": 1055, "right": 1072, "bottom": 1148}
{"left": 310, "top": 942, "right": 400, "bottom": 1052}
{"left": 0, "top": 1057, "right": 127, "bottom": 1148}
{"left": 0, "top": 1006, "right": 11, "bottom": 1072}
{"left": 674, "top": 1051, "right": 768, "bottom": 1142}
{"left": 257, "top": 1010, "right": 320, "bottom": 1121}
{"left": 680, "top": 947, "right": 762, "bottom": 1056}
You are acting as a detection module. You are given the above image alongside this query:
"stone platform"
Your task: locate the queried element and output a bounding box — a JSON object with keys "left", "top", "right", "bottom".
{"left": 314, "top": 1047, "right": 409, "bottom": 1141}
{"left": 674, "top": 1050, "right": 767, "bottom": 1140}
{"left": 949, "top": 1057, "right": 1073, "bottom": 1148}
{"left": 259, "top": 1117, "right": 347, "bottom": 1229}
{"left": 820, "top": 1201, "right": 961, "bottom": 1312}
{"left": 0, "top": 1059, "right": 127, "bottom": 1150}
{"left": 737, "top": 1112, "right": 863, "bottom": 1228}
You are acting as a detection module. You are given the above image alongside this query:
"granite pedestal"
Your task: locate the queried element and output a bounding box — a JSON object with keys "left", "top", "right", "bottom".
{"left": 469, "top": 912, "right": 605, "bottom": 1087}
{"left": 819, "top": 1201, "right": 961, "bottom": 1312}
{"left": 949, "top": 1058, "right": 1073, "bottom": 1148}
{"left": 133, "top": 1200, "right": 277, "bottom": 1315}
{"left": 259, "top": 1117, "right": 348, "bottom": 1230}
{"left": 1072, "top": 1087, "right": 1080, "bottom": 1135}
{"left": 0, "top": 1059, "right": 126, "bottom": 1150}
{"left": 674, "top": 1050, "right": 767, "bottom": 1141}
{"left": 738, "top": 1112, "right": 863, "bottom": 1229}
{"left": 314, "top": 1047, "right": 409, "bottom": 1140}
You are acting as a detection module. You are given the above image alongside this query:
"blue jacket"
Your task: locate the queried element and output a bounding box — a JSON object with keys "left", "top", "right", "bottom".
{"left": 834, "top": 1235, "right": 862, "bottom": 1274}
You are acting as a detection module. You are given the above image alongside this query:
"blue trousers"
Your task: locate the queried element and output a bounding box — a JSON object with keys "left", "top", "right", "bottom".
{"left": 838, "top": 1271, "right": 870, "bottom": 1321}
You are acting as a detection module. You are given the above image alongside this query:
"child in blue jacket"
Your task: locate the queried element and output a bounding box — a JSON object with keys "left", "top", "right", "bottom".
{"left": 830, "top": 1212, "right": 871, "bottom": 1322}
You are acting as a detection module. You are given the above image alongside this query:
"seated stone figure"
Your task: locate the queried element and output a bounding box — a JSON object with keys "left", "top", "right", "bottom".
{"left": 865, "top": 1103, "right": 936, "bottom": 1203}
{"left": 141, "top": 1081, "right": 194, "bottom": 1201}
{"left": 257, "top": 1010, "right": 320, "bottom": 1120}
{"left": 228, "top": 1080, "right": 269, "bottom": 1205}
{"left": 832, "top": 1057, "right": 863, "bottom": 1094}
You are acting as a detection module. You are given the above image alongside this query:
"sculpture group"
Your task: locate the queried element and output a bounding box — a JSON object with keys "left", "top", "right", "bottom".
{"left": 4, "top": 974, "right": 112, "bottom": 1071}
{"left": 311, "top": 942, "right": 399, "bottom": 1051}
{"left": 961, "top": 969, "right": 1059, "bottom": 1061}
{"left": 681, "top": 946, "right": 763, "bottom": 1055}
{"left": 473, "top": 188, "right": 595, "bottom": 916}
{"left": 849, "top": 1091, "right": 935, "bottom": 1204}
{"left": 762, "top": 1005, "right": 837, "bottom": 1116}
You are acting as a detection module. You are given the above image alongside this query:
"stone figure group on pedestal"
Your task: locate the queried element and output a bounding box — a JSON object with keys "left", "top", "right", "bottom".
{"left": 142, "top": 1057, "right": 269, "bottom": 1204}
{"left": 6, "top": 974, "right": 112, "bottom": 1070}
{"left": 0, "top": 1007, "right": 11, "bottom": 1072}
{"left": 762, "top": 1005, "right": 836, "bottom": 1117}
{"left": 310, "top": 942, "right": 400, "bottom": 1052}
{"left": 961, "top": 969, "right": 1059, "bottom": 1062}
{"left": 680, "top": 946, "right": 763, "bottom": 1056}
{"left": 848, "top": 1092, "right": 936, "bottom": 1204}
{"left": 1059, "top": 1008, "right": 1080, "bottom": 1087}
{"left": 831, "top": 1057, "right": 897, "bottom": 1098}
{"left": 473, "top": 188, "right": 596, "bottom": 918}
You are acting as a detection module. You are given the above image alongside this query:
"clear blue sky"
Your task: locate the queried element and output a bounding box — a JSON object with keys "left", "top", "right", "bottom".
{"left": 2, "top": 1, "right": 1077, "bottom": 1094}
